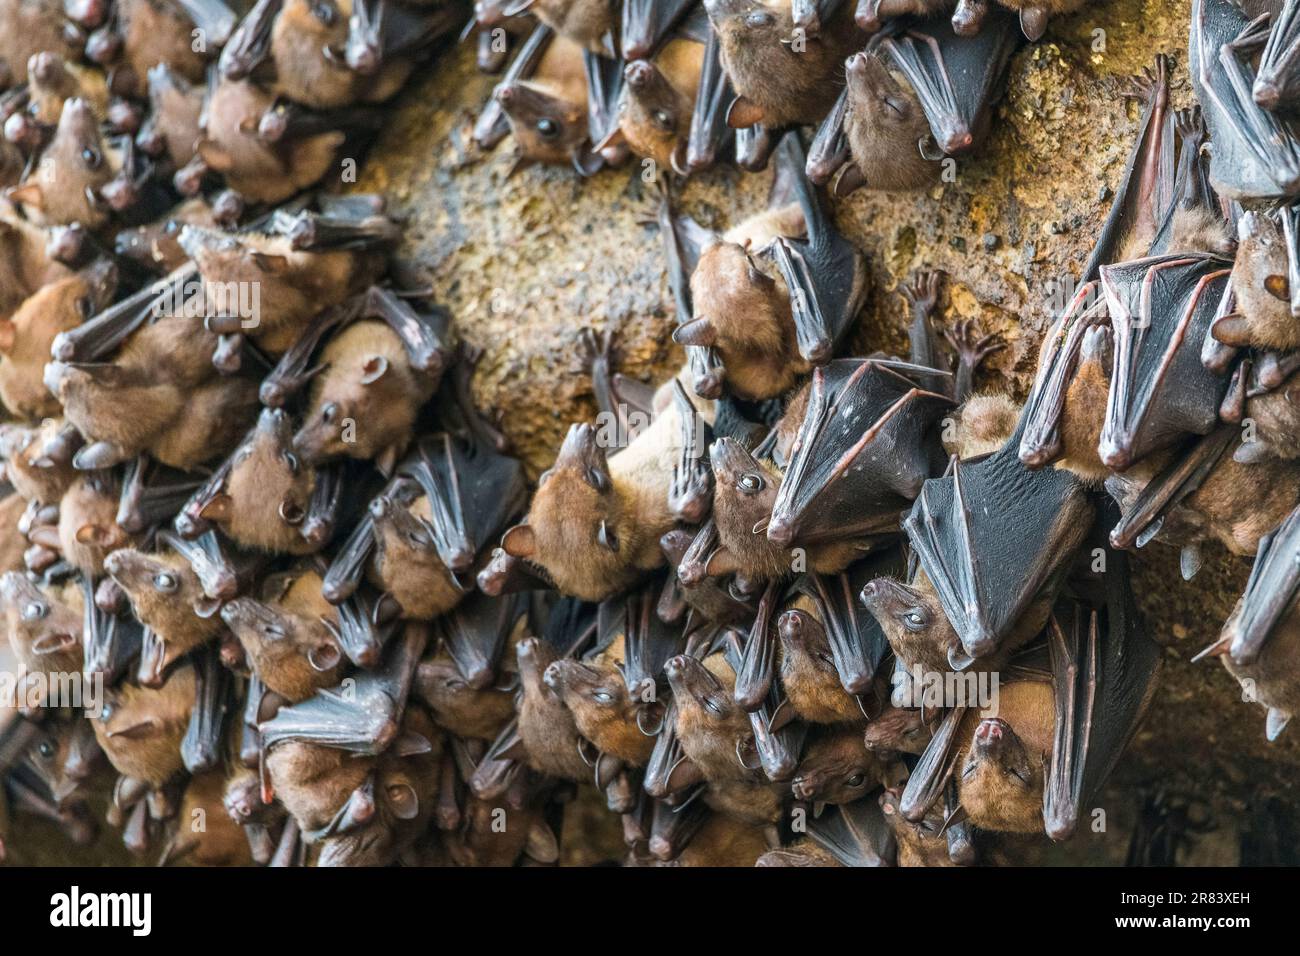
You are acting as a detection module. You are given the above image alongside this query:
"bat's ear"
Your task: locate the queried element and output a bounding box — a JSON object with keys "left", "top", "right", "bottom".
{"left": 1264, "top": 274, "right": 1290, "bottom": 301}
{"left": 360, "top": 355, "right": 389, "bottom": 384}
{"left": 75, "top": 523, "right": 117, "bottom": 547}
{"left": 110, "top": 718, "right": 161, "bottom": 740}
{"left": 6, "top": 182, "right": 44, "bottom": 209}
{"left": 501, "top": 524, "right": 536, "bottom": 558}
{"left": 308, "top": 641, "right": 342, "bottom": 672}
{"left": 526, "top": 821, "right": 560, "bottom": 863}
{"left": 726, "top": 96, "right": 766, "bottom": 130}
{"left": 1210, "top": 313, "right": 1252, "bottom": 347}
{"left": 0, "top": 319, "right": 15, "bottom": 353}
{"left": 198, "top": 492, "right": 233, "bottom": 522}
{"left": 386, "top": 782, "right": 420, "bottom": 820}
{"left": 1018, "top": 6, "right": 1048, "bottom": 41}
{"left": 673, "top": 318, "right": 717, "bottom": 348}
{"left": 704, "top": 547, "right": 740, "bottom": 577}
{"left": 251, "top": 251, "right": 289, "bottom": 274}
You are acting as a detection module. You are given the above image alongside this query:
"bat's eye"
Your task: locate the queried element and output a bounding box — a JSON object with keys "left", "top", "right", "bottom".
{"left": 283, "top": 452, "right": 300, "bottom": 475}
{"left": 279, "top": 500, "right": 305, "bottom": 525}
{"left": 738, "top": 473, "right": 764, "bottom": 493}
{"left": 163, "top": 220, "right": 180, "bottom": 236}
{"left": 703, "top": 697, "right": 722, "bottom": 716}
{"left": 81, "top": 146, "right": 102, "bottom": 168}
{"left": 817, "top": 652, "right": 834, "bottom": 668}
{"left": 961, "top": 761, "right": 977, "bottom": 779}
{"left": 902, "top": 609, "right": 927, "bottom": 631}
{"left": 882, "top": 96, "right": 906, "bottom": 118}
{"left": 311, "top": 0, "right": 336, "bottom": 25}
{"left": 846, "top": 773, "right": 866, "bottom": 788}
{"left": 99, "top": 703, "right": 113, "bottom": 722}
{"left": 593, "top": 689, "right": 614, "bottom": 704}
{"left": 1008, "top": 766, "right": 1030, "bottom": 787}
{"left": 37, "top": 740, "right": 55, "bottom": 759}
{"left": 262, "top": 623, "right": 286, "bottom": 639}
{"left": 535, "top": 117, "right": 560, "bottom": 139}
{"left": 745, "top": 11, "right": 774, "bottom": 27}
{"left": 153, "top": 572, "right": 178, "bottom": 593}
{"left": 76, "top": 296, "right": 93, "bottom": 318}
{"left": 652, "top": 109, "right": 674, "bottom": 131}
{"left": 584, "top": 468, "right": 609, "bottom": 494}
{"left": 444, "top": 678, "right": 467, "bottom": 692}
{"left": 322, "top": 402, "right": 339, "bottom": 425}
{"left": 22, "top": 600, "right": 48, "bottom": 621}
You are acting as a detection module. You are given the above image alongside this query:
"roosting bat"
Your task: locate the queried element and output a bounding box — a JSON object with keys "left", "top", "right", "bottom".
{"left": 807, "top": 11, "right": 1018, "bottom": 193}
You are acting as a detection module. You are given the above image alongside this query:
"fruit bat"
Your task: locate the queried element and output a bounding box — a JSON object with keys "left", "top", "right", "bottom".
{"left": 676, "top": 132, "right": 869, "bottom": 398}
{"left": 1214, "top": 206, "right": 1300, "bottom": 354}
{"left": 324, "top": 428, "right": 526, "bottom": 615}
{"left": 621, "top": 0, "right": 696, "bottom": 59}
{"left": 181, "top": 644, "right": 232, "bottom": 773}
{"left": 6, "top": 97, "right": 120, "bottom": 228}
{"left": 703, "top": 0, "right": 862, "bottom": 129}
{"left": 259, "top": 623, "right": 426, "bottom": 755}
{"left": 899, "top": 546, "right": 1161, "bottom": 839}
{"left": 808, "top": 10, "right": 1018, "bottom": 194}
{"left": 80, "top": 574, "right": 145, "bottom": 687}
{"left": 1197, "top": 501, "right": 1300, "bottom": 740}
{"left": 902, "top": 415, "right": 1095, "bottom": 664}
{"left": 1191, "top": 0, "right": 1300, "bottom": 200}
{"left": 0, "top": 571, "right": 83, "bottom": 679}
{"left": 91, "top": 662, "right": 197, "bottom": 789}
{"left": 767, "top": 358, "right": 952, "bottom": 551}
{"left": 790, "top": 724, "right": 890, "bottom": 806}
{"left": 163, "top": 771, "right": 255, "bottom": 866}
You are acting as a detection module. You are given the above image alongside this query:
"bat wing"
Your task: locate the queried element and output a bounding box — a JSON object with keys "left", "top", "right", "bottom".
{"left": 437, "top": 591, "right": 525, "bottom": 690}
{"left": 767, "top": 132, "right": 868, "bottom": 364}
{"left": 899, "top": 704, "right": 966, "bottom": 821}
{"left": 621, "top": 0, "right": 697, "bottom": 59}
{"left": 1099, "top": 254, "right": 1232, "bottom": 467}
{"left": 806, "top": 85, "right": 850, "bottom": 186}
{"left": 1042, "top": 563, "right": 1162, "bottom": 841}
{"left": 644, "top": 699, "right": 705, "bottom": 798}
{"left": 685, "top": 26, "right": 735, "bottom": 173}
{"left": 1255, "top": 0, "right": 1300, "bottom": 112}
{"left": 583, "top": 48, "right": 626, "bottom": 157}
{"left": 668, "top": 379, "right": 715, "bottom": 523}
{"left": 792, "top": 546, "right": 904, "bottom": 694}
{"left": 401, "top": 432, "right": 527, "bottom": 579}
{"left": 321, "top": 508, "right": 376, "bottom": 604}
{"left": 260, "top": 625, "right": 426, "bottom": 753}
{"left": 52, "top": 264, "right": 197, "bottom": 363}
{"left": 878, "top": 11, "right": 1019, "bottom": 160}
{"left": 181, "top": 646, "right": 232, "bottom": 774}
{"left": 769, "top": 359, "right": 952, "bottom": 547}
{"left": 1018, "top": 284, "right": 1108, "bottom": 468}
{"left": 81, "top": 575, "right": 144, "bottom": 686}
{"left": 1226, "top": 502, "right": 1300, "bottom": 664}
{"left": 361, "top": 286, "right": 450, "bottom": 375}
{"left": 1191, "top": 0, "right": 1300, "bottom": 200}
{"left": 734, "top": 581, "right": 781, "bottom": 712}
{"left": 1107, "top": 424, "right": 1237, "bottom": 553}
{"left": 903, "top": 417, "right": 1095, "bottom": 660}
{"left": 750, "top": 673, "right": 807, "bottom": 781}
{"left": 659, "top": 188, "right": 726, "bottom": 397}
{"left": 807, "top": 792, "right": 897, "bottom": 866}
{"left": 475, "top": 24, "right": 553, "bottom": 149}
{"left": 623, "top": 580, "right": 689, "bottom": 696}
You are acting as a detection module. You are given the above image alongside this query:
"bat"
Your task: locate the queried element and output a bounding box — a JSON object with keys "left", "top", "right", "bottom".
{"left": 1191, "top": 0, "right": 1300, "bottom": 201}
{"left": 902, "top": 414, "right": 1095, "bottom": 664}
{"left": 677, "top": 132, "right": 869, "bottom": 399}
{"left": 790, "top": 723, "right": 889, "bottom": 806}
{"left": 180, "top": 644, "right": 232, "bottom": 773}
{"left": 703, "top": 0, "right": 862, "bottom": 129}
{"left": 90, "top": 662, "right": 197, "bottom": 789}
{"left": 6, "top": 98, "right": 118, "bottom": 228}
{"left": 622, "top": 0, "right": 698, "bottom": 59}
{"left": 766, "top": 358, "right": 952, "bottom": 552}
{"left": 1253, "top": 0, "right": 1300, "bottom": 113}
{"left": 1214, "top": 207, "right": 1300, "bottom": 355}
{"left": 0, "top": 571, "right": 83, "bottom": 680}
{"left": 1197, "top": 501, "right": 1300, "bottom": 740}
{"left": 808, "top": 11, "right": 1018, "bottom": 194}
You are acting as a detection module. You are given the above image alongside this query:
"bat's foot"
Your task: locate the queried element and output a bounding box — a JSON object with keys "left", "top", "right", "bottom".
{"left": 1173, "top": 107, "right": 1206, "bottom": 152}
{"left": 1123, "top": 54, "right": 1171, "bottom": 108}
{"left": 945, "top": 318, "right": 1004, "bottom": 372}
{"left": 900, "top": 269, "right": 944, "bottom": 318}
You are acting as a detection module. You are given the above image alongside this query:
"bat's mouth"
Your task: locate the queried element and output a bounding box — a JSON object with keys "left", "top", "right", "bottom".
{"left": 790, "top": 775, "right": 821, "bottom": 801}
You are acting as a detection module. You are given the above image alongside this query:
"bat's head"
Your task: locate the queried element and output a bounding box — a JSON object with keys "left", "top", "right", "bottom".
{"left": 859, "top": 576, "right": 955, "bottom": 663}
{"left": 664, "top": 652, "right": 758, "bottom": 777}
{"left": 503, "top": 423, "right": 633, "bottom": 601}
{"left": 704, "top": 0, "right": 789, "bottom": 59}
{"left": 1220, "top": 211, "right": 1299, "bottom": 352}
{"left": 777, "top": 607, "right": 861, "bottom": 721}
{"left": 177, "top": 225, "right": 293, "bottom": 289}
{"left": 58, "top": 474, "right": 133, "bottom": 574}
{"left": 619, "top": 59, "right": 692, "bottom": 175}
{"left": 369, "top": 489, "right": 453, "bottom": 582}
{"left": 214, "top": 408, "right": 318, "bottom": 553}
{"left": 22, "top": 722, "right": 85, "bottom": 807}
{"left": 223, "top": 767, "right": 281, "bottom": 827}
{"left": 16, "top": 98, "right": 113, "bottom": 216}
{"left": 863, "top": 704, "right": 934, "bottom": 757}
{"left": 543, "top": 656, "right": 654, "bottom": 763}
{"left": 0, "top": 420, "right": 77, "bottom": 505}
{"left": 844, "top": 51, "right": 923, "bottom": 130}
{"left": 957, "top": 716, "right": 1043, "bottom": 831}
{"left": 709, "top": 437, "right": 781, "bottom": 548}
{"left": 496, "top": 80, "right": 589, "bottom": 167}
{"left": 141, "top": 65, "right": 203, "bottom": 163}
{"left": 790, "top": 728, "right": 879, "bottom": 805}
{"left": 277, "top": 0, "right": 349, "bottom": 57}
{"left": 26, "top": 53, "right": 79, "bottom": 122}
{"left": 219, "top": 596, "right": 344, "bottom": 684}
{"left": 516, "top": 635, "right": 561, "bottom": 699}
{"left": 0, "top": 571, "right": 82, "bottom": 675}
{"left": 92, "top": 666, "right": 195, "bottom": 785}
{"left": 415, "top": 653, "right": 515, "bottom": 739}
{"left": 685, "top": 241, "right": 790, "bottom": 367}
{"left": 879, "top": 785, "right": 947, "bottom": 865}
{"left": 104, "top": 548, "right": 221, "bottom": 636}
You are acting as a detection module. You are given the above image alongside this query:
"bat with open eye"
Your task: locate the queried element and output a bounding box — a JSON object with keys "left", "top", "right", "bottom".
{"left": 0, "top": 419, "right": 78, "bottom": 510}
{"left": 789, "top": 723, "right": 892, "bottom": 806}
{"left": 0, "top": 570, "right": 83, "bottom": 680}
{"left": 902, "top": 414, "right": 1095, "bottom": 667}
{"left": 6, "top": 98, "right": 120, "bottom": 228}
{"left": 702, "top": 0, "right": 862, "bottom": 130}
{"left": 0, "top": 259, "right": 117, "bottom": 421}
{"left": 1198, "top": 501, "right": 1300, "bottom": 741}
{"left": 52, "top": 472, "right": 139, "bottom": 576}
{"left": 1191, "top": 0, "right": 1300, "bottom": 201}
{"left": 1213, "top": 206, "right": 1300, "bottom": 359}
{"left": 678, "top": 133, "right": 869, "bottom": 398}
{"left": 808, "top": 11, "right": 1018, "bottom": 194}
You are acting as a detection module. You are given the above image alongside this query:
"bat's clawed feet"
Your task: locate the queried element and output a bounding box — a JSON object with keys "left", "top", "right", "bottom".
{"left": 1174, "top": 107, "right": 1207, "bottom": 152}
{"left": 945, "top": 319, "right": 1003, "bottom": 372}
{"left": 901, "top": 269, "right": 944, "bottom": 318}
{"left": 1124, "top": 55, "right": 1171, "bottom": 108}
{"left": 578, "top": 327, "right": 616, "bottom": 377}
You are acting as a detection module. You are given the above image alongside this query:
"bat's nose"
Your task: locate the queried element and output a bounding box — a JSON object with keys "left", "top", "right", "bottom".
{"left": 791, "top": 777, "right": 816, "bottom": 800}
{"left": 542, "top": 661, "right": 564, "bottom": 691}
{"left": 777, "top": 610, "right": 805, "bottom": 644}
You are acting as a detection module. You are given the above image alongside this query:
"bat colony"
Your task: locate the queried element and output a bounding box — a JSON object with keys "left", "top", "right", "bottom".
{"left": 0, "top": 0, "right": 1295, "bottom": 868}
